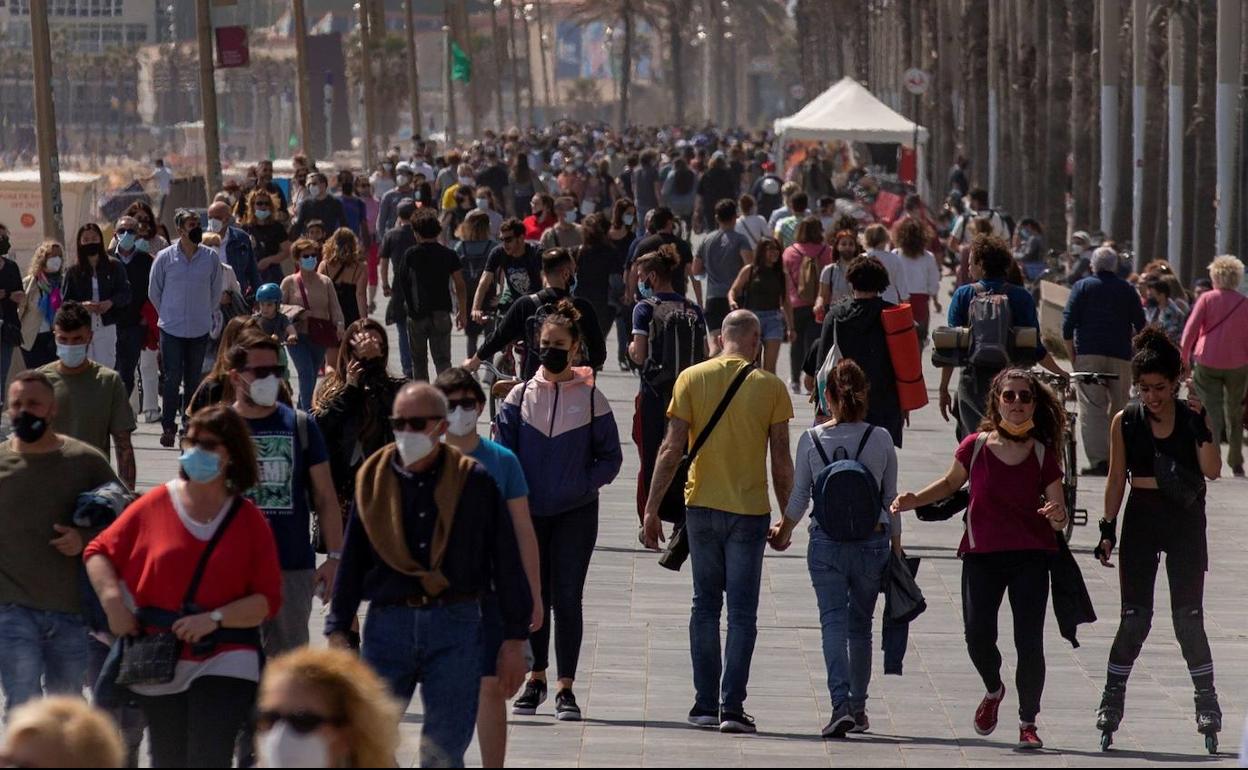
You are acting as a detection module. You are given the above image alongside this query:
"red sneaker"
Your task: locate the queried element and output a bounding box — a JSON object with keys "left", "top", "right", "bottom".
{"left": 1017, "top": 723, "right": 1043, "bottom": 750}
{"left": 974, "top": 687, "right": 1005, "bottom": 736}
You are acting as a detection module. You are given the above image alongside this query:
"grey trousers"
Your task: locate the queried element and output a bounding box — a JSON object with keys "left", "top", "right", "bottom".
{"left": 261, "top": 569, "right": 315, "bottom": 658}
{"left": 1073, "top": 354, "right": 1133, "bottom": 466}
{"left": 407, "top": 311, "right": 453, "bottom": 383}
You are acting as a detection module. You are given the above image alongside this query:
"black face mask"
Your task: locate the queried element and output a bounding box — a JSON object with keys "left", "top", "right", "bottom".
{"left": 80, "top": 242, "right": 103, "bottom": 259}
{"left": 361, "top": 357, "right": 386, "bottom": 375}
{"left": 0, "top": 234, "right": 9, "bottom": 256}
{"left": 539, "top": 346, "right": 570, "bottom": 374}
{"left": 187, "top": 227, "right": 203, "bottom": 245}
{"left": 11, "top": 411, "right": 49, "bottom": 443}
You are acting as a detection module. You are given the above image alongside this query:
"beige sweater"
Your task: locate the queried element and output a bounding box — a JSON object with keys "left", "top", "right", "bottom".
{"left": 281, "top": 270, "right": 344, "bottom": 332}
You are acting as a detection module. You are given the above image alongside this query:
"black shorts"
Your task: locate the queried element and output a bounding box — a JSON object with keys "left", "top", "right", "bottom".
{"left": 479, "top": 592, "right": 504, "bottom": 677}
{"left": 705, "top": 297, "right": 731, "bottom": 332}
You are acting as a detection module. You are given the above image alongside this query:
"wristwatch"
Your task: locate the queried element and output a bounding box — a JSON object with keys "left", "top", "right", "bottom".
{"left": 209, "top": 610, "right": 224, "bottom": 629}
{"left": 327, "top": 550, "right": 343, "bottom": 561}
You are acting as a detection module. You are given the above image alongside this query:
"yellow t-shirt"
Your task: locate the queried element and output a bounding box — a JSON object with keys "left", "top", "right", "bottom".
{"left": 667, "top": 355, "right": 794, "bottom": 515}
{"left": 441, "top": 182, "right": 461, "bottom": 212}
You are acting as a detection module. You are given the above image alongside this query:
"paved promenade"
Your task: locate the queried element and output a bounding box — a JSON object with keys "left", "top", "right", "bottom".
{"left": 125, "top": 296, "right": 1248, "bottom": 767}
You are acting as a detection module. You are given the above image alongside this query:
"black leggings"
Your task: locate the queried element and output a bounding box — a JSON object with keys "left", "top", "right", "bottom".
{"left": 1107, "top": 489, "right": 1213, "bottom": 691}
{"left": 531, "top": 500, "right": 600, "bottom": 681}
{"left": 137, "top": 675, "right": 257, "bottom": 768}
{"left": 789, "top": 306, "right": 819, "bottom": 385}
{"left": 962, "top": 551, "right": 1051, "bottom": 723}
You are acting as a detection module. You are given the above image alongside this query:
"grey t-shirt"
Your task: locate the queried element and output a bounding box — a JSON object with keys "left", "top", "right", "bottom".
{"left": 696, "top": 229, "right": 752, "bottom": 300}
{"left": 785, "top": 421, "right": 900, "bottom": 534}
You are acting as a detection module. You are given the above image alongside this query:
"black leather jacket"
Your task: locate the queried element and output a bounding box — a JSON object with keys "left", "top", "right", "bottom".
{"left": 63, "top": 258, "right": 133, "bottom": 327}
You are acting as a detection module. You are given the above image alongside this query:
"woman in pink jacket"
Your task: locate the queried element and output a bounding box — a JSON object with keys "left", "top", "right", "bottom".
{"left": 1181, "top": 255, "right": 1248, "bottom": 476}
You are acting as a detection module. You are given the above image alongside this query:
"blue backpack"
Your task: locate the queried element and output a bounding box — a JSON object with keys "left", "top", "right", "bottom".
{"left": 810, "top": 425, "right": 884, "bottom": 542}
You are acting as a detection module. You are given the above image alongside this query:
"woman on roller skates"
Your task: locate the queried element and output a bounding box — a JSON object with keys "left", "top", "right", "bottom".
{"left": 1095, "top": 328, "right": 1224, "bottom": 753}
{"left": 893, "top": 369, "right": 1070, "bottom": 750}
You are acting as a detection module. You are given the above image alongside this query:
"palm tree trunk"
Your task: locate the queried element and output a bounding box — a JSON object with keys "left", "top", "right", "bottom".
{"left": 619, "top": 0, "right": 634, "bottom": 130}
{"left": 490, "top": 0, "right": 506, "bottom": 131}
{"left": 964, "top": 0, "right": 989, "bottom": 188}
{"left": 1143, "top": 2, "right": 1168, "bottom": 262}
{"left": 506, "top": 0, "right": 523, "bottom": 127}
{"left": 1072, "top": 0, "right": 1095, "bottom": 229}
{"left": 668, "top": 1, "right": 687, "bottom": 125}
{"left": 1044, "top": 0, "right": 1071, "bottom": 240}
{"left": 1019, "top": 0, "right": 1040, "bottom": 216}
{"left": 534, "top": 0, "right": 554, "bottom": 113}
{"left": 1189, "top": 0, "right": 1216, "bottom": 275}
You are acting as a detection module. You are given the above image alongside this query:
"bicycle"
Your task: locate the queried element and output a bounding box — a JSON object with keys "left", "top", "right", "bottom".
{"left": 1035, "top": 370, "right": 1120, "bottom": 542}
{"left": 477, "top": 360, "right": 520, "bottom": 421}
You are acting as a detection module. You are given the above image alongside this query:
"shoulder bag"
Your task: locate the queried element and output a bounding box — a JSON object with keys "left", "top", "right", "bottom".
{"left": 296, "top": 272, "right": 341, "bottom": 349}
{"left": 115, "top": 497, "right": 244, "bottom": 687}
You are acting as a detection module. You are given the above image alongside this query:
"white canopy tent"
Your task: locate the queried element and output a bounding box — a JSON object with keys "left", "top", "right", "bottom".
{"left": 774, "top": 77, "right": 930, "bottom": 202}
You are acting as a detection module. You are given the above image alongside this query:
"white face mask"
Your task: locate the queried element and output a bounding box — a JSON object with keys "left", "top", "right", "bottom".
{"left": 459, "top": 176, "right": 474, "bottom": 187}
{"left": 307, "top": 184, "right": 323, "bottom": 198}
{"left": 248, "top": 374, "right": 281, "bottom": 408}
{"left": 446, "top": 406, "right": 479, "bottom": 437}
{"left": 397, "top": 174, "right": 412, "bottom": 187}
{"left": 396, "top": 430, "right": 436, "bottom": 466}
{"left": 476, "top": 198, "right": 490, "bottom": 211}
{"left": 46, "top": 256, "right": 63, "bottom": 272}
{"left": 206, "top": 217, "right": 225, "bottom": 234}
{"left": 257, "top": 722, "right": 331, "bottom": 769}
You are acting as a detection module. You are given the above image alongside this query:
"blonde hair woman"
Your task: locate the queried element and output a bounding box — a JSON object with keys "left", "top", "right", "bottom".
{"left": 319, "top": 227, "right": 367, "bottom": 327}
{"left": 1, "top": 697, "right": 125, "bottom": 768}
{"left": 1181, "top": 254, "right": 1248, "bottom": 476}
{"left": 256, "top": 647, "right": 401, "bottom": 768}
{"left": 17, "top": 239, "right": 67, "bottom": 369}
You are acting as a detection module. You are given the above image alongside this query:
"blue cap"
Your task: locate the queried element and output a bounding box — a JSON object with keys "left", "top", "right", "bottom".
{"left": 256, "top": 283, "right": 281, "bottom": 303}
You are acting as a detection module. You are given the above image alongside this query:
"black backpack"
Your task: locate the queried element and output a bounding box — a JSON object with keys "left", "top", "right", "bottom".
{"left": 457, "top": 239, "right": 495, "bottom": 286}
{"left": 642, "top": 297, "right": 706, "bottom": 389}
{"left": 809, "top": 426, "right": 885, "bottom": 542}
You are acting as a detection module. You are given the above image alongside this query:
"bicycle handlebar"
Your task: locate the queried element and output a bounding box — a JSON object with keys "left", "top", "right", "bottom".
{"left": 1036, "top": 370, "right": 1120, "bottom": 385}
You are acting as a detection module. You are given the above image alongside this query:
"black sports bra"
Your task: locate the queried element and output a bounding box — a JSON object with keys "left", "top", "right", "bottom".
{"left": 1121, "top": 400, "right": 1201, "bottom": 479}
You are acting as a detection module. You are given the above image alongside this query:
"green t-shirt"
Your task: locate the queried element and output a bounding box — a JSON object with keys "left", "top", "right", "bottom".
{"left": 39, "top": 361, "right": 135, "bottom": 460}
{"left": 0, "top": 436, "right": 118, "bottom": 614}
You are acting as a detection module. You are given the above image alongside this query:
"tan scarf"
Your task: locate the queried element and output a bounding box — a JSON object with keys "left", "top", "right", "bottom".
{"left": 354, "top": 443, "right": 475, "bottom": 597}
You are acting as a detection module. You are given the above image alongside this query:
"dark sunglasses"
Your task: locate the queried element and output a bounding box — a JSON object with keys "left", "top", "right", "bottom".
{"left": 299, "top": 252, "right": 320, "bottom": 260}
{"left": 391, "top": 415, "right": 443, "bottom": 432}
{"left": 254, "top": 709, "right": 344, "bottom": 735}
{"left": 243, "top": 365, "right": 285, "bottom": 380}
{"left": 447, "top": 397, "right": 479, "bottom": 411}
{"left": 1001, "top": 389, "right": 1034, "bottom": 405}
{"left": 181, "top": 436, "right": 222, "bottom": 452}
{"left": 116, "top": 228, "right": 136, "bottom": 236}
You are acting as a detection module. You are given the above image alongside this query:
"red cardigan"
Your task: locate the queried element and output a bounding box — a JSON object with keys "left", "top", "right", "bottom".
{"left": 85, "top": 485, "right": 283, "bottom": 657}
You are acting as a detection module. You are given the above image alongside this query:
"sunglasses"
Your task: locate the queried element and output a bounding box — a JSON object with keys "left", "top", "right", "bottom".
{"left": 299, "top": 252, "right": 320, "bottom": 260}
{"left": 1000, "top": 389, "right": 1034, "bottom": 405}
{"left": 391, "top": 415, "right": 444, "bottom": 432}
{"left": 244, "top": 365, "right": 285, "bottom": 380}
{"left": 116, "top": 228, "right": 136, "bottom": 236}
{"left": 447, "top": 397, "right": 479, "bottom": 411}
{"left": 181, "top": 436, "right": 222, "bottom": 452}
{"left": 254, "top": 709, "right": 344, "bottom": 735}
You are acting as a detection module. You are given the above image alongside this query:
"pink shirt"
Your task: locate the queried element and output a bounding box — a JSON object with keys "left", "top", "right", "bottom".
{"left": 781, "top": 243, "right": 833, "bottom": 309}
{"left": 1180, "top": 289, "right": 1248, "bottom": 369}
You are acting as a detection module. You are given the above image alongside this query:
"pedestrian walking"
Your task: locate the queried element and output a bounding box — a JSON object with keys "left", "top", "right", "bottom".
{"left": 497, "top": 301, "right": 623, "bottom": 721}
{"left": 892, "top": 217, "right": 942, "bottom": 349}
{"left": 861, "top": 224, "right": 910, "bottom": 307}
{"left": 392, "top": 211, "right": 468, "bottom": 382}
{"left": 327, "top": 383, "right": 532, "bottom": 768}
{"left": 727, "top": 237, "right": 792, "bottom": 374}
{"left": 782, "top": 216, "right": 834, "bottom": 393}
{"left": 769, "top": 359, "right": 901, "bottom": 738}
{"left": 207, "top": 200, "right": 262, "bottom": 300}
{"left": 1095, "top": 328, "right": 1225, "bottom": 752}
{"left": 1062, "top": 246, "right": 1146, "bottom": 475}
{"left": 281, "top": 237, "right": 345, "bottom": 410}
{"left": 150, "top": 209, "right": 225, "bottom": 447}
{"left": 893, "top": 369, "right": 1070, "bottom": 750}
{"left": 380, "top": 200, "right": 419, "bottom": 378}
{"left": 319, "top": 228, "right": 369, "bottom": 328}
{"left": 454, "top": 211, "right": 499, "bottom": 358}
{"left": 642, "top": 310, "right": 795, "bottom": 734}
{"left": 109, "top": 215, "right": 154, "bottom": 404}
{"left": 1181, "top": 255, "right": 1248, "bottom": 477}
{"left": 86, "top": 405, "right": 282, "bottom": 768}
{"left": 0, "top": 222, "right": 20, "bottom": 412}
{"left": 63, "top": 223, "right": 131, "bottom": 371}
{"left": 694, "top": 199, "right": 753, "bottom": 356}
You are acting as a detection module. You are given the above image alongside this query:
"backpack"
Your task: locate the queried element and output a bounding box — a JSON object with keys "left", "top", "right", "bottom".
{"left": 797, "top": 245, "right": 825, "bottom": 304}
{"left": 809, "top": 425, "right": 884, "bottom": 542}
{"left": 642, "top": 297, "right": 706, "bottom": 389}
{"left": 967, "top": 282, "right": 1014, "bottom": 367}
{"left": 456, "top": 239, "right": 494, "bottom": 285}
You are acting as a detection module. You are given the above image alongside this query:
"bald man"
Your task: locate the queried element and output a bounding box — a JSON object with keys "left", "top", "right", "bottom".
{"left": 643, "top": 309, "right": 794, "bottom": 733}
{"left": 206, "top": 199, "right": 260, "bottom": 297}
{"left": 327, "top": 382, "right": 532, "bottom": 768}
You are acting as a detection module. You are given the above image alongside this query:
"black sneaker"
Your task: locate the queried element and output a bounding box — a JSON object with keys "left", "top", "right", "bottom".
{"left": 720, "top": 710, "right": 756, "bottom": 734}
{"left": 159, "top": 429, "right": 176, "bottom": 448}
{"left": 555, "top": 689, "right": 582, "bottom": 721}
{"left": 688, "top": 706, "right": 720, "bottom": 729}
{"left": 512, "top": 679, "right": 547, "bottom": 716}
{"left": 821, "top": 703, "right": 855, "bottom": 739}
{"left": 850, "top": 710, "right": 869, "bottom": 734}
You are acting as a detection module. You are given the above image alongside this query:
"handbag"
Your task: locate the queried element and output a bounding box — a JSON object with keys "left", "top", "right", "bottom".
{"left": 296, "top": 273, "right": 341, "bottom": 349}
{"left": 115, "top": 497, "right": 243, "bottom": 687}
{"left": 657, "top": 363, "right": 756, "bottom": 525}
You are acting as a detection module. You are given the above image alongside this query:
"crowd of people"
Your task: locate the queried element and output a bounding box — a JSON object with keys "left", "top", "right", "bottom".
{"left": 0, "top": 120, "right": 1246, "bottom": 767}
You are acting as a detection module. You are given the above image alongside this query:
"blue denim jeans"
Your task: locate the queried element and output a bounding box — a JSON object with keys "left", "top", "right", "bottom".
{"left": 288, "top": 334, "right": 327, "bottom": 411}
{"left": 807, "top": 527, "right": 891, "bottom": 711}
{"left": 363, "top": 602, "right": 483, "bottom": 769}
{"left": 0, "top": 604, "right": 90, "bottom": 712}
{"left": 159, "top": 331, "right": 210, "bottom": 432}
{"left": 686, "top": 507, "right": 769, "bottom": 713}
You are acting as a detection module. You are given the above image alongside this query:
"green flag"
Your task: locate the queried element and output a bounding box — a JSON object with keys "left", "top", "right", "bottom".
{"left": 451, "top": 41, "right": 472, "bottom": 83}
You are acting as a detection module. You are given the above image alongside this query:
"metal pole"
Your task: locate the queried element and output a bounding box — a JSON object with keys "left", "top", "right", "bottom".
{"left": 1216, "top": 0, "right": 1241, "bottom": 254}
{"left": 1132, "top": 0, "right": 1149, "bottom": 255}
{"left": 1167, "top": 4, "right": 1184, "bottom": 269}
{"left": 358, "top": 0, "right": 377, "bottom": 172}
{"left": 491, "top": 0, "right": 506, "bottom": 131}
{"left": 196, "top": 0, "right": 222, "bottom": 198}
{"left": 29, "top": 0, "right": 64, "bottom": 244}
{"left": 292, "top": 0, "right": 315, "bottom": 156}
{"left": 987, "top": 0, "right": 999, "bottom": 205}
{"left": 1100, "top": 0, "right": 1120, "bottom": 235}
{"left": 405, "top": 0, "right": 423, "bottom": 141}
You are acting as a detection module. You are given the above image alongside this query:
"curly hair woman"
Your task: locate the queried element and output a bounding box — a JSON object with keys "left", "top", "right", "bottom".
{"left": 893, "top": 369, "right": 1069, "bottom": 750}
{"left": 319, "top": 228, "right": 367, "bottom": 328}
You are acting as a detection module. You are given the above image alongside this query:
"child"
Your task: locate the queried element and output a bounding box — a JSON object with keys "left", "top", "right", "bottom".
{"left": 254, "top": 282, "right": 298, "bottom": 376}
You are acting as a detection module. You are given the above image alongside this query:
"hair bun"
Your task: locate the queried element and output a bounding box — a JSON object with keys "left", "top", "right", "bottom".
{"left": 554, "top": 298, "right": 582, "bottom": 323}
{"left": 1132, "top": 326, "right": 1173, "bottom": 354}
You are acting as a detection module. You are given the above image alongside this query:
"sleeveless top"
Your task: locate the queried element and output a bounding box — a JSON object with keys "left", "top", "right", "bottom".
{"left": 744, "top": 265, "right": 784, "bottom": 312}
{"left": 1122, "top": 399, "right": 1202, "bottom": 479}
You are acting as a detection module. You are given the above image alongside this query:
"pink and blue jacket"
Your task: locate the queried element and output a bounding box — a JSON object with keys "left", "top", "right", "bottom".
{"left": 494, "top": 367, "right": 623, "bottom": 517}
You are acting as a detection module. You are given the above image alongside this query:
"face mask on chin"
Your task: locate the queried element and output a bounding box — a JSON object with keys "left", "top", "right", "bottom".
{"left": 998, "top": 417, "right": 1035, "bottom": 440}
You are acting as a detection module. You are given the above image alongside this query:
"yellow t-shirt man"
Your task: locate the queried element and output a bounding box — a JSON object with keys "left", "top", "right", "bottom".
{"left": 667, "top": 354, "right": 793, "bottom": 516}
